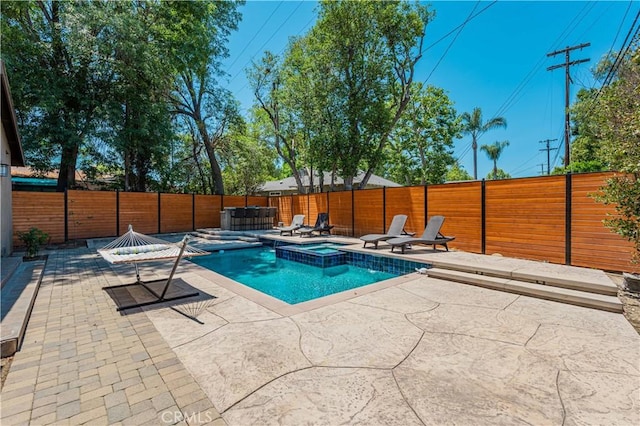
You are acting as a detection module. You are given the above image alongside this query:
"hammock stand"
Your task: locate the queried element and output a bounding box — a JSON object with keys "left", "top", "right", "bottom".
{"left": 99, "top": 225, "right": 209, "bottom": 311}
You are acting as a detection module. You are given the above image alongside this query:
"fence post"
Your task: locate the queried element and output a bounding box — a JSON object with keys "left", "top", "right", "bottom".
{"left": 382, "top": 186, "right": 386, "bottom": 233}
{"left": 351, "top": 188, "right": 355, "bottom": 237}
{"left": 423, "top": 185, "right": 428, "bottom": 229}
{"left": 116, "top": 190, "right": 120, "bottom": 236}
{"left": 565, "top": 173, "right": 572, "bottom": 265}
{"left": 307, "top": 191, "right": 310, "bottom": 221}
{"left": 481, "top": 180, "right": 486, "bottom": 254}
{"left": 158, "top": 191, "right": 161, "bottom": 234}
{"left": 245, "top": 194, "right": 248, "bottom": 207}
{"left": 64, "top": 189, "right": 69, "bottom": 242}
{"left": 192, "top": 193, "right": 196, "bottom": 231}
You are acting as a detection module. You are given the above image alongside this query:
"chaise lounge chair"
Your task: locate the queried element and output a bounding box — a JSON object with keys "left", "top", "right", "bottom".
{"left": 298, "top": 212, "right": 334, "bottom": 237}
{"left": 278, "top": 214, "right": 306, "bottom": 236}
{"left": 387, "top": 215, "right": 455, "bottom": 254}
{"left": 360, "top": 214, "right": 410, "bottom": 249}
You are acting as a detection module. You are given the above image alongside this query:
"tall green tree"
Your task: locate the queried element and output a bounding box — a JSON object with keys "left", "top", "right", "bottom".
{"left": 480, "top": 140, "right": 510, "bottom": 179}
{"left": 249, "top": 52, "right": 309, "bottom": 193}
{"left": 461, "top": 107, "right": 507, "bottom": 180}
{"left": 386, "top": 83, "right": 461, "bottom": 185}
{"left": 250, "top": 0, "right": 431, "bottom": 190}
{"left": 1, "top": 1, "right": 114, "bottom": 191}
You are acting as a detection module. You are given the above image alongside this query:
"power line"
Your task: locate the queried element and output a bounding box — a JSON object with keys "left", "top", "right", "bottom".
{"left": 422, "top": 1, "right": 484, "bottom": 84}
{"left": 538, "top": 138, "right": 558, "bottom": 175}
{"left": 546, "top": 42, "right": 590, "bottom": 167}
{"left": 226, "top": 1, "right": 285, "bottom": 72}
{"left": 227, "top": 1, "right": 305, "bottom": 85}
{"left": 488, "top": 2, "right": 595, "bottom": 123}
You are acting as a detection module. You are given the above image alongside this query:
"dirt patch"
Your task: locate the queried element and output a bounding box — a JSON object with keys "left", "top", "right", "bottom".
{"left": 1, "top": 356, "right": 13, "bottom": 390}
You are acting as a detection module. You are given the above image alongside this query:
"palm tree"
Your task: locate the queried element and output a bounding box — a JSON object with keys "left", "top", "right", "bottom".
{"left": 481, "top": 140, "right": 510, "bottom": 179}
{"left": 461, "top": 107, "right": 507, "bottom": 179}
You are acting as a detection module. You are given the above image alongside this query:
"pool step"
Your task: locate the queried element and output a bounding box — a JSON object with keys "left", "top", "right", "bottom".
{"left": 426, "top": 268, "right": 622, "bottom": 313}
{"left": 192, "top": 230, "right": 259, "bottom": 243}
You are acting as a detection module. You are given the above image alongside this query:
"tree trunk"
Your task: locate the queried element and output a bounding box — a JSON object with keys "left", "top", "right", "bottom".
{"left": 57, "top": 143, "right": 79, "bottom": 191}
{"left": 202, "top": 141, "right": 224, "bottom": 195}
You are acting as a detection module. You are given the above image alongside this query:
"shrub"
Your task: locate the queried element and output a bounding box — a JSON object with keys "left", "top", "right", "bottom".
{"left": 17, "top": 227, "right": 49, "bottom": 258}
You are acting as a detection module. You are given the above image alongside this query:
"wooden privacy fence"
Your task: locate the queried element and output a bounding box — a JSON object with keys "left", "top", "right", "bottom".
{"left": 12, "top": 191, "right": 266, "bottom": 246}
{"left": 12, "top": 172, "right": 634, "bottom": 272}
{"left": 269, "top": 172, "right": 634, "bottom": 272}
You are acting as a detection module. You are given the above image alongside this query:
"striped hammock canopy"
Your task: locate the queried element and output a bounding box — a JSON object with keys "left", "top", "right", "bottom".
{"left": 98, "top": 225, "right": 208, "bottom": 264}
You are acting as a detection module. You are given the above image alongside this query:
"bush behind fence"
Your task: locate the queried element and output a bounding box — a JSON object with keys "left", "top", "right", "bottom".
{"left": 12, "top": 172, "right": 633, "bottom": 272}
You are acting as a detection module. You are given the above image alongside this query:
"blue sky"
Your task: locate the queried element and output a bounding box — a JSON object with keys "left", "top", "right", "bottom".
{"left": 220, "top": 1, "right": 639, "bottom": 179}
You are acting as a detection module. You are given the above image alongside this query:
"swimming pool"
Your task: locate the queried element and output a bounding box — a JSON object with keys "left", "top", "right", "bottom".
{"left": 190, "top": 246, "right": 427, "bottom": 304}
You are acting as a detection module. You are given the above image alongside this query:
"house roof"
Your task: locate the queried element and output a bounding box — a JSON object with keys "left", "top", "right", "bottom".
{"left": 1, "top": 61, "right": 25, "bottom": 166}
{"left": 260, "top": 170, "right": 401, "bottom": 192}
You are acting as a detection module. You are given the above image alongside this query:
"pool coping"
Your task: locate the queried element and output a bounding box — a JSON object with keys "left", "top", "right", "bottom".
{"left": 188, "top": 239, "right": 426, "bottom": 316}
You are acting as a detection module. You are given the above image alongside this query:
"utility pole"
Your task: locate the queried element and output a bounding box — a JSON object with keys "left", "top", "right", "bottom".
{"left": 539, "top": 138, "right": 558, "bottom": 175}
{"left": 538, "top": 163, "right": 545, "bottom": 175}
{"left": 547, "top": 43, "right": 590, "bottom": 167}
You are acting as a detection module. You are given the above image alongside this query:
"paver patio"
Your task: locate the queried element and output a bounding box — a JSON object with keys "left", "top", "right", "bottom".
{"left": 1, "top": 241, "right": 638, "bottom": 425}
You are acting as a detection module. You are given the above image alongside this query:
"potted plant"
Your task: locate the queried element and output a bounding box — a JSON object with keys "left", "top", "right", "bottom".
{"left": 17, "top": 227, "right": 49, "bottom": 260}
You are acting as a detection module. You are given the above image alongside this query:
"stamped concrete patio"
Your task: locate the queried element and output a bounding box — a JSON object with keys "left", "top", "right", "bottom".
{"left": 1, "top": 238, "right": 639, "bottom": 425}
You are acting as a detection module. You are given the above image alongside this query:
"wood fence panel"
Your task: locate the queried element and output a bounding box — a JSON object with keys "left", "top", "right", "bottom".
{"left": 385, "top": 187, "right": 424, "bottom": 236}
{"left": 68, "top": 191, "right": 116, "bottom": 239}
{"left": 118, "top": 192, "right": 158, "bottom": 235}
{"left": 160, "top": 194, "right": 193, "bottom": 233}
{"left": 485, "top": 177, "right": 565, "bottom": 263}
{"left": 428, "top": 182, "right": 482, "bottom": 253}
{"left": 353, "top": 189, "right": 383, "bottom": 236}
{"left": 271, "top": 196, "right": 292, "bottom": 227}
{"left": 571, "top": 172, "right": 634, "bottom": 272}
{"left": 247, "top": 196, "right": 268, "bottom": 207}
{"left": 309, "top": 193, "right": 329, "bottom": 226}
{"left": 328, "top": 191, "right": 352, "bottom": 236}
{"left": 223, "top": 195, "right": 245, "bottom": 208}
{"left": 13, "top": 192, "right": 65, "bottom": 245}
{"left": 195, "top": 195, "right": 221, "bottom": 229}
{"left": 291, "top": 195, "right": 308, "bottom": 226}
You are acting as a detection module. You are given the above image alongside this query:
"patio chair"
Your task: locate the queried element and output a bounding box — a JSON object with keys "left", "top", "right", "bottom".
{"left": 387, "top": 215, "right": 455, "bottom": 254}
{"left": 278, "top": 214, "right": 306, "bottom": 236}
{"left": 360, "top": 214, "right": 410, "bottom": 249}
{"left": 298, "top": 212, "right": 334, "bottom": 237}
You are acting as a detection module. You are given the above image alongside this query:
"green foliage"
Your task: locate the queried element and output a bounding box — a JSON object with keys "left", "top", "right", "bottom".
{"left": 386, "top": 83, "right": 462, "bottom": 185}
{"left": 250, "top": 0, "right": 432, "bottom": 190}
{"left": 587, "top": 45, "right": 640, "bottom": 266}
{"left": 17, "top": 228, "right": 49, "bottom": 258}
{"left": 480, "top": 140, "right": 510, "bottom": 178}
{"left": 445, "top": 162, "right": 473, "bottom": 182}
{"left": 1, "top": 0, "right": 242, "bottom": 193}
{"left": 486, "top": 168, "right": 511, "bottom": 180}
{"left": 551, "top": 160, "right": 605, "bottom": 175}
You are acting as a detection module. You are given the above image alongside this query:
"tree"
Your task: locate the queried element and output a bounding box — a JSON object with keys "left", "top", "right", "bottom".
{"left": 250, "top": 0, "right": 432, "bottom": 190}
{"left": 480, "top": 140, "right": 510, "bottom": 179}
{"left": 461, "top": 107, "right": 507, "bottom": 179}
{"left": 589, "top": 44, "right": 640, "bottom": 267}
{"left": 249, "top": 52, "right": 308, "bottom": 194}
{"left": 485, "top": 168, "right": 511, "bottom": 180}
{"left": 386, "top": 83, "right": 461, "bottom": 185}
{"left": 446, "top": 161, "right": 473, "bottom": 182}
{"left": 1, "top": 1, "right": 114, "bottom": 191}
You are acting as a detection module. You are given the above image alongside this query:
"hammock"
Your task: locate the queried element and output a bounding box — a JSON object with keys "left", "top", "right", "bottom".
{"left": 99, "top": 225, "right": 209, "bottom": 311}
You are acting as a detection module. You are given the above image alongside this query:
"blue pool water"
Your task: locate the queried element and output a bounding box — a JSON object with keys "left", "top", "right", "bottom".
{"left": 190, "top": 247, "right": 396, "bottom": 304}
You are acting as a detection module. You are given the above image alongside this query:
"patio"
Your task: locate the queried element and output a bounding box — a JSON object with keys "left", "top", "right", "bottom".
{"left": 1, "top": 237, "right": 638, "bottom": 425}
